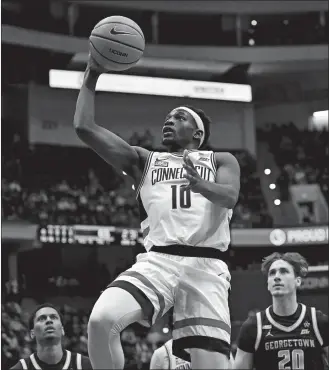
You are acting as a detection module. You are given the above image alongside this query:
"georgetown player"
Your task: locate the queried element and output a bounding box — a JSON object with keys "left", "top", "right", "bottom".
{"left": 233, "top": 253, "right": 329, "bottom": 370}
{"left": 10, "top": 304, "right": 92, "bottom": 370}
{"left": 74, "top": 56, "right": 240, "bottom": 369}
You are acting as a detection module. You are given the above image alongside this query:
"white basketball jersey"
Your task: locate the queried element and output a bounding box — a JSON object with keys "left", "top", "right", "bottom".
{"left": 137, "top": 150, "right": 232, "bottom": 251}
{"left": 164, "top": 340, "right": 191, "bottom": 370}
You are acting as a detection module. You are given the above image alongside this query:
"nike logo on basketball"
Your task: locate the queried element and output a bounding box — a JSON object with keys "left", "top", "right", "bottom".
{"left": 110, "top": 27, "right": 133, "bottom": 36}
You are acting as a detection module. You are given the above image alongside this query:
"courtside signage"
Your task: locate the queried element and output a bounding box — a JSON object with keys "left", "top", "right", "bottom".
{"left": 36, "top": 224, "right": 328, "bottom": 247}
{"left": 49, "top": 69, "right": 252, "bottom": 102}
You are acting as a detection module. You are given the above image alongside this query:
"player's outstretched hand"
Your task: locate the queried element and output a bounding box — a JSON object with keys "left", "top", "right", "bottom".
{"left": 182, "top": 150, "right": 204, "bottom": 192}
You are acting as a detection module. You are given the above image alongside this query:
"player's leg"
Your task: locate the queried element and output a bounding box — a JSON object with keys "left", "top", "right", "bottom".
{"left": 173, "top": 258, "right": 231, "bottom": 370}
{"left": 88, "top": 252, "right": 177, "bottom": 369}
{"left": 88, "top": 287, "right": 144, "bottom": 369}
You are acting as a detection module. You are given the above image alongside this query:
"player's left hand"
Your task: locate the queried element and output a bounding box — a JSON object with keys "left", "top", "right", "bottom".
{"left": 182, "top": 150, "right": 204, "bottom": 192}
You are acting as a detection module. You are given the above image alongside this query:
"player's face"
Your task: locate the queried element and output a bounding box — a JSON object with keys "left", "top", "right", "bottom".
{"left": 267, "top": 260, "right": 301, "bottom": 297}
{"left": 162, "top": 108, "right": 198, "bottom": 149}
{"left": 31, "top": 307, "right": 63, "bottom": 344}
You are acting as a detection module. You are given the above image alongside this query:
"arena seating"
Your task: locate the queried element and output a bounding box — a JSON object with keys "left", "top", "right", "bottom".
{"left": 259, "top": 123, "right": 329, "bottom": 204}
{"left": 2, "top": 125, "right": 272, "bottom": 228}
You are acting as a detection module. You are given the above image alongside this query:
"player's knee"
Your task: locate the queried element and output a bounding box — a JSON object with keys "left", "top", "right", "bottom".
{"left": 88, "top": 287, "right": 142, "bottom": 336}
{"left": 88, "top": 296, "right": 121, "bottom": 335}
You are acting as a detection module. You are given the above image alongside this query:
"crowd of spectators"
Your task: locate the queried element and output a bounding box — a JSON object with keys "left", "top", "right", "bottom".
{"left": 259, "top": 123, "right": 329, "bottom": 205}
{"left": 1, "top": 293, "right": 167, "bottom": 370}
{"left": 2, "top": 126, "right": 272, "bottom": 228}
{"left": 1, "top": 274, "right": 160, "bottom": 369}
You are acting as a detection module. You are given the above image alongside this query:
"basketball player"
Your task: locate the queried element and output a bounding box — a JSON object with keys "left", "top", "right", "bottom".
{"left": 150, "top": 309, "right": 191, "bottom": 370}
{"left": 74, "top": 56, "right": 240, "bottom": 369}
{"left": 150, "top": 339, "right": 191, "bottom": 370}
{"left": 233, "top": 252, "right": 329, "bottom": 370}
{"left": 10, "top": 303, "right": 92, "bottom": 369}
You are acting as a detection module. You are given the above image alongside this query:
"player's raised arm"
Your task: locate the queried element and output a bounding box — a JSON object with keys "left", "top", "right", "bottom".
{"left": 73, "top": 57, "right": 149, "bottom": 180}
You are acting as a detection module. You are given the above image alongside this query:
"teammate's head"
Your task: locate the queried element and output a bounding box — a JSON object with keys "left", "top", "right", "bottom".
{"left": 162, "top": 105, "right": 211, "bottom": 150}
{"left": 261, "top": 253, "right": 308, "bottom": 297}
{"left": 29, "top": 303, "right": 64, "bottom": 344}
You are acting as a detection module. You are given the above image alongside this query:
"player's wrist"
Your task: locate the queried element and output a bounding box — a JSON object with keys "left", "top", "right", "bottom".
{"left": 192, "top": 178, "right": 209, "bottom": 193}
{"left": 83, "top": 68, "right": 100, "bottom": 89}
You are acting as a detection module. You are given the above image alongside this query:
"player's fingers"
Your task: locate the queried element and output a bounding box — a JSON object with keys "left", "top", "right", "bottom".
{"left": 184, "top": 156, "right": 194, "bottom": 168}
{"left": 183, "top": 151, "right": 195, "bottom": 167}
{"left": 183, "top": 163, "right": 196, "bottom": 174}
{"left": 183, "top": 173, "right": 194, "bottom": 181}
{"left": 181, "top": 184, "right": 191, "bottom": 191}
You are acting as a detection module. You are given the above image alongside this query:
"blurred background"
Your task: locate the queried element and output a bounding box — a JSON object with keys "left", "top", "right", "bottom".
{"left": 1, "top": 0, "right": 328, "bottom": 369}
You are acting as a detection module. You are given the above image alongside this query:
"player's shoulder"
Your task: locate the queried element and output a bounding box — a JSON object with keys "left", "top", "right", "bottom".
{"left": 214, "top": 151, "right": 240, "bottom": 169}
{"left": 309, "top": 306, "right": 328, "bottom": 324}
{"left": 242, "top": 312, "right": 259, "bottom": 328}
{"left": 153, "top": 343, "right": 168, "bottom": 358}
{"left": 150, "top": 343, "right": 170, "bottom": 369}
{"left": 9, "top": 362, "right": 23, "bottom": 370}
{"left": 74, "top": 352, "right": 92, "bottom": 369}
{"left": 132, "top": 146, "right": 151, "bottom": 167}
{"left": 9, "top": 358, "right": 28, "bottom": 370}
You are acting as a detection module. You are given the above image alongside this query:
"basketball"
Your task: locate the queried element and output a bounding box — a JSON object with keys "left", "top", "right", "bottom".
{"left": 89, "top": 16, "right": 145, "bottom": 72}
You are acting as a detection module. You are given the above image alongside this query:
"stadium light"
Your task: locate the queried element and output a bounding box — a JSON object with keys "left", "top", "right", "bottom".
{"left": 49, "top": 69, "right": 252, "bottom": 102}
{"left": 264, "top": 169, "right": 271, "bottom": 175}
{"left": 313, "top": 110, "right": 328, "bottom": 118}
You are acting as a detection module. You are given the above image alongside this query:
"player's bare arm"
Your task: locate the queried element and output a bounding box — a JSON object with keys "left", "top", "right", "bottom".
{"left": 232, "top": 348, "right": 254, "bottom": 369}
{"left": 323, "top": 346, "right": 329, "bottom": 369}
{"left": 182, "top": 150, "right": 240, "bottom": 208}
{"left": 73, "top": 56, "right": 149, "bottom": 181}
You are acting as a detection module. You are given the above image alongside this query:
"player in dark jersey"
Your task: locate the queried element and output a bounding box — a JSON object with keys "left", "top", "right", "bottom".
{"left": 10, "top": 303, "right": 92, "bottom": 370}
{"left": 233, "top": 252, "right": 329, "bottom": 370}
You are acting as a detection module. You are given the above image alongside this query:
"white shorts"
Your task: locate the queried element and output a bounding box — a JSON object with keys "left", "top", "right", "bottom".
{"left": 109, "top": 251, "right": 231, "bottom": 359}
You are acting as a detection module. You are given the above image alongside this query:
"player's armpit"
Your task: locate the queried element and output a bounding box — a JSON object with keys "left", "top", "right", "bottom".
{"left": 76, "top": 122, "right": 149, "bottom": 180}
{"left": 232, "top": 348, "right": 254, "bottom": 369}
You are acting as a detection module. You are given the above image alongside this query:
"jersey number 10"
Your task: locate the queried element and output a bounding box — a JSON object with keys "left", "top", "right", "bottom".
{"left": 171, "top": 185, "right": 191, "bottom": 209}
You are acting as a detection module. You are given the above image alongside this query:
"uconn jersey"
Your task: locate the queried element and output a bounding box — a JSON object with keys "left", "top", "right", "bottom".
{"left": 10, "top": 350, "right": 92, "bottom": 370}
{"left": 237, "top": 304, "right": 328, "bottom": 370}
{"left": 137, "top": 151, "right": 232, "bottom": 251}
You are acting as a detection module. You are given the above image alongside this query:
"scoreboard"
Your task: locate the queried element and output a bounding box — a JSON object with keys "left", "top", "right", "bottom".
{"left": 39, "top": 225, "right": 144, "bottom": 247}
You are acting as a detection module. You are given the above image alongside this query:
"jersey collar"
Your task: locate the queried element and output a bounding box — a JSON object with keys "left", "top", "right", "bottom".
{"left": 265, "top": 304, "right": 306, "bottom": 332}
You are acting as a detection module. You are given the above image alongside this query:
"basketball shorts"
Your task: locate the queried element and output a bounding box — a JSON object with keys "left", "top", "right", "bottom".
{"left": 109, "top": 251, "right": 231, "bottom": 359}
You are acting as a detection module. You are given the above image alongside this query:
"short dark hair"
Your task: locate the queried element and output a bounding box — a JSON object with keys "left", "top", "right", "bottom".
{"left": 184, "top": 105, "right": 211, "bottom": 149}
{"left": 29, "top": 303, "right": 63, "bottom": 330}
{"left": 261, "top": 252, "right": 309, "bottom": 278}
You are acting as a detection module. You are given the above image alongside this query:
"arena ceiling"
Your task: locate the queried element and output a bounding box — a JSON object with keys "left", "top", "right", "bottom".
{"left": 69, "top": 1, "right": 328, "bottom": 15}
